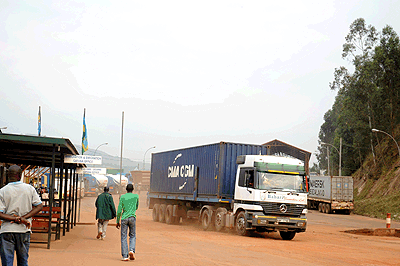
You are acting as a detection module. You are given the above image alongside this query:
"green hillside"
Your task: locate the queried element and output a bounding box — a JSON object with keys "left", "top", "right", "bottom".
{"left": 314, "top": 18, "right": 400, "bottom": 222}
{"left": 352, "top": 127, "right": 400, "bottom": 221}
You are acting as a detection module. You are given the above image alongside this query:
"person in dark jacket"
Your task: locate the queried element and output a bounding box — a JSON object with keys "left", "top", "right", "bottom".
{"left": 95, "top": 187, "right": 116, "bottom": 240}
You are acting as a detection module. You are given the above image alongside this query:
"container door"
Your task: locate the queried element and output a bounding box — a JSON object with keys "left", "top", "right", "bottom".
{"left": 332, "top": 176, "right": 353, "bottom": 201}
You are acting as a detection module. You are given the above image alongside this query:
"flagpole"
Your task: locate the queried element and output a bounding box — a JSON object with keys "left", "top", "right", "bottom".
{"left": 38, "top": 106, "right": 41, "bottom": 137}
{"left": 119, "top": 111, "right": 124, "bottom": 194}
{"left": 82, "top": 108, "right": 88, "bottom": 155}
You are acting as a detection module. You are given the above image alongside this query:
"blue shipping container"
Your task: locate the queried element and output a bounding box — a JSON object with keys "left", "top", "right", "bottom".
{"left": 150, "top": 142, "right": 269, "bottom": 200}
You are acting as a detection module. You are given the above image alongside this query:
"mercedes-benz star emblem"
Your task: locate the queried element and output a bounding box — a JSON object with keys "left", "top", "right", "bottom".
{"left": 279, "top": 204, "right": 288, "bottom": 213}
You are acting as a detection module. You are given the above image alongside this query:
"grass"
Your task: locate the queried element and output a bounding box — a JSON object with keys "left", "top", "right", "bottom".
{"left": 352, "top": 132, "right": 400, "bottom": 221}
{"left": 353, "top": 190, "right": 400, "bottom": 221}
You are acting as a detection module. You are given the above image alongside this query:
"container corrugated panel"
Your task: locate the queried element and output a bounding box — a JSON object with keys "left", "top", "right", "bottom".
{"left": 219, "top": 142, "right": 268, "bottom": 198}
{"left": 331, "top": 176, "right": 353, "bottom": 201}
{"left": 150, "top": 143, "right": 220, "bottom": 197}
{"left": 150, "top": 142, "right": 269, "bottom": 199}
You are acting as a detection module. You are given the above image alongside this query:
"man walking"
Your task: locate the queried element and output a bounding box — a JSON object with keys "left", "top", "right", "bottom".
{"left": 0, "top": 165, "right": 43, "bottom": 266}
{"left": 116, "top": 184, "right": 139, "bottom": 261}
{"left": 95, "top": 187, "right": 116, "bottom": 240}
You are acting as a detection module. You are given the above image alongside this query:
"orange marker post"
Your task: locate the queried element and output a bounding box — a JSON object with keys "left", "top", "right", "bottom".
{"left": 386, "top": 213, "right": 391, "bottom": 229}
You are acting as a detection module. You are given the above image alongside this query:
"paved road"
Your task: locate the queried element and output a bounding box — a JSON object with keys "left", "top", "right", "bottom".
{"left": 27, "top": 193, "right": 400, "bottom": 266}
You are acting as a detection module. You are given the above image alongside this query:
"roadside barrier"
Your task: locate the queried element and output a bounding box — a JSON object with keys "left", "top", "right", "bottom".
{"left": 386, "top": 213, "right": 391, "bottom": 228}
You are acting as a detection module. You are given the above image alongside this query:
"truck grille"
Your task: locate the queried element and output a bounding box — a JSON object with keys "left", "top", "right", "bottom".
{"left": 260, "top": 202, "right": 304, "bottom": 216}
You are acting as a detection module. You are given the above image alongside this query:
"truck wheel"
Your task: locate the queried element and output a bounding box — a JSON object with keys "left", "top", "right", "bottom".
{"left": 280, "top": 231, "right": 296, "bottom": 240}
{"left": 318, "top": 203, "right": 323, "bottom": 212}
{"left": 235, "top": 211, "right": 249, "bottom": 236}
{"left": 152, "top": 204, "right": 160, "bottom": 222}
{"left": 325, "top": 204, "right": 331, "bottom": 214}
{"left": 214, "top": 207, "right": 227, "bottom": 232}
{"left": 165, "top": 205, "right": 174, "bottom": 224}
{"left": 159, "top": 204, "right": 166, "bottom": 223}
{"left": 201, "top": 209, "right": 212, "bottom": 231}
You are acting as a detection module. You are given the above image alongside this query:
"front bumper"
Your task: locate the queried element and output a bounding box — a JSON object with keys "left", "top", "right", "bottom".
{"left": 331, "top": 202, "right": 354, "bottom": 210}
{"left": 250, "top": 212, "right": 307, "bottom": 232}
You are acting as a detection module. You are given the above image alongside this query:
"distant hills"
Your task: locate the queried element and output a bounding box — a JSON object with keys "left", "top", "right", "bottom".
{"left": 75, "top": 145, "right": 149, "bottom": 173}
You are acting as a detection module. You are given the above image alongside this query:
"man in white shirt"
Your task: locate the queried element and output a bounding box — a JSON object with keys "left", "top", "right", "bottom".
{"left": 0, "top": 165, "right": 43, "bottom": 266}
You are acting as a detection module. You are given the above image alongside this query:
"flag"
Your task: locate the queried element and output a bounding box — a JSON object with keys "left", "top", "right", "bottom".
{"left": 38, "top": 106, "right": 41, "bottom": 136}
{"left": 82, "top": 108, "right": 88, "bottom": 154}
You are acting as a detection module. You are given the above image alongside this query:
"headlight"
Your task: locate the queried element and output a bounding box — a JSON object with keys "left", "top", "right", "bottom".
{"left": 302, "top": 209, "right": 308, "bottom": 214}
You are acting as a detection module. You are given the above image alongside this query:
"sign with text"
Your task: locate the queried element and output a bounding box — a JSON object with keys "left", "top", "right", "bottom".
{"left": 82, "top": 168, "right": 107, "bottom": 175}
{"left": 64, "top": 155, "right": 102, "bottom": 165}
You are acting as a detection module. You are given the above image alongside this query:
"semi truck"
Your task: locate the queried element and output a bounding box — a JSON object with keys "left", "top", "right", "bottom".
{"left": 149, "top": 142, "right": 308, "bottom": 240}
{"left": 106, "top": 174, "right": 128, "bottom": 194}
{"left": 83, "top": 174, "right": 108, "bottom": 196}
{"left": 307, "top": 175, "right": 354, "bottom": 214}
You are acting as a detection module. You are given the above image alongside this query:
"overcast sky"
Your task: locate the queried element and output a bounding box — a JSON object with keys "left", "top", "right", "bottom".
{"left": 1, "top": 1, "right": 400, "bottom": 165}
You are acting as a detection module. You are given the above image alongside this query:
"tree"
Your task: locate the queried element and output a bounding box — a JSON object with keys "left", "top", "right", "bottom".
{"left": 317, "top": 18, "right": 400, "bottom": 176}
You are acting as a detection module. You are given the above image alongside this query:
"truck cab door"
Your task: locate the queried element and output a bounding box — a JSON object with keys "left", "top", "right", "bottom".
{"left": 234, "top": 167, "right": 256, "bottom": 202}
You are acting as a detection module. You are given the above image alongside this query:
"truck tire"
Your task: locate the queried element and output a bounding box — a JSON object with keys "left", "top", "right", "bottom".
{"left": 280, "top": 231, "right": 296, "bottom": 240}
{"left": 201, "top": 209, "right": 212, "bottom": 231}
{"left": 235, "top": 211, "right": 249, "bottom": 236}
{"left": 318, "top": 203, "right": 323, "bottom": 212}
{"left": 165, "top": 205, "right": 174, "bottom": 224}
{"left": 214, "top": 207, "right": 227, "bottom": 232}
{"left": 152, "top": 204, "right": 160, "bottom": 222}
{"left": 325, "top": 203, "right": 331, "bottom": 214}
{"left": 159, "top": 204, "right": 166, "bottom": 223}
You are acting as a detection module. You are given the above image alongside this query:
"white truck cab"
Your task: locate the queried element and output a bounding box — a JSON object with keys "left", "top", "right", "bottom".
{"left": 231, "top": 155, "right": 308, "bottom": 240}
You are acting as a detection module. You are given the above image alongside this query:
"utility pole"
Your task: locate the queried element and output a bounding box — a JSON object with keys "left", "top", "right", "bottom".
{"left": 327, "top": 146, "right": 330, "bottom": 176}
{"left": 339, "top": 138, "right": 342, "bottom": 176}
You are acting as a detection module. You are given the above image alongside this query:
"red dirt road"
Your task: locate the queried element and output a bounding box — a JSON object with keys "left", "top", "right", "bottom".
{"left": 28, "top": 192, "right": 400, "bottom": 266}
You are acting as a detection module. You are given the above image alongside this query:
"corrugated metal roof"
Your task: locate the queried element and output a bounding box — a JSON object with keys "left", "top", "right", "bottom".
{"left": 0, "top": 133, "right": 83, "bottom": 168}
{"left": 262, "top": 139, "right": 311, "bottom": 162}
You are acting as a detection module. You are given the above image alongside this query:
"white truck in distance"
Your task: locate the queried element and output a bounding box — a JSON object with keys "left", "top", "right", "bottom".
{"left": 307, "top": 175, "right": 354, "bottom": 214}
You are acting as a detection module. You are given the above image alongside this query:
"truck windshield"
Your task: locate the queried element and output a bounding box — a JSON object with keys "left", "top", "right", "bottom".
{"left": 255, "top": 171, "right": 306, "bottom": 193}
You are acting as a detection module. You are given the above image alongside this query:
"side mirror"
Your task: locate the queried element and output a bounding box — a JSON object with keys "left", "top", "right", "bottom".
{"left": 245, "top": 173, "right": 253, "bottom": 193}
{"left": 245, "top": 173, "right": 250, "bottom": 185}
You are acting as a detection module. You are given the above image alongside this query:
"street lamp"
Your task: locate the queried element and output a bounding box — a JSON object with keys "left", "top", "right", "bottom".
{"left": 94, "top": 142, "right": 108, "bottom": 156}
{"left": 372, "top": 129, "right": 400, "bottom": 157}
{"left": 143, "top": 146, "right": 156, "bottom": 170}
{"left": 321, "top": 138, "right": 342, "bottom": 176}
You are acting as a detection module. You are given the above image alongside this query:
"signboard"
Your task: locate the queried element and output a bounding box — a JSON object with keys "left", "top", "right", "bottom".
{"left": 64, "top": 155, "right": 102, "bottom": 165}
{"left": 82, "top": 168, "right": 107, "bottom": 175}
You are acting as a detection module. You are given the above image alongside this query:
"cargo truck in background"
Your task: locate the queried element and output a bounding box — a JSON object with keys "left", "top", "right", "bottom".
{"left": 83, "top": 174, "right": 108, "bottom": 196}
{"left": 149, "top": 142, "right": 308, "bottom": 240}
{"left": 307, "top": 175, "right": 354, "bottom": 214}
{"left": 106, "top": 174, "right": 128, "bottom": 194}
